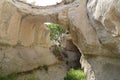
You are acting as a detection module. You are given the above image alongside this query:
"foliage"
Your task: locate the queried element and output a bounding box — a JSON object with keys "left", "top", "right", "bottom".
{"left": 0, "top": 75, "right": 16, "bottom": 80}
{"left": 64, "top": 69, "right": 86, "bottom": 80}
{"left": 47, "top": 23, "right": 65, "bottom": 41}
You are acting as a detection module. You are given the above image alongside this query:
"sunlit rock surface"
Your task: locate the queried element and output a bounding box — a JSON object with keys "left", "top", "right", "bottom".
{"left": 0, "top": 0, "right": 78, "bottom": 78}
{"left": 1, "top": 0, "right": 120, "bottom": 80}
{"left": 69, "top": 0, "right": 120, "bottom": 80}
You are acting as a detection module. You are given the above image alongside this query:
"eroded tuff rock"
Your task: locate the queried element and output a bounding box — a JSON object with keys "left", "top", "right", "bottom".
{"left": 1, "top": 0, "right": 120, "bottom": 80}
{"left": 69, "top": 0, "right": 120, "bottom": 80}
{"left": 0, "top": 0, "right": 79, "bottom": 77}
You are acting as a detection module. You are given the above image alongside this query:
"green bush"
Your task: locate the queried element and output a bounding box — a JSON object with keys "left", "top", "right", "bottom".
{"left": 64, "top": 69, "right": 86, "bottom": 80}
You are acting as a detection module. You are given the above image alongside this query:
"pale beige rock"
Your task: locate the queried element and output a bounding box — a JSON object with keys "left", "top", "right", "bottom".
{"left": 0, "top": 0, "right": 57, "bottom": 76}
{"left": 0, "top": 1, "right": 21, "bottom": 45}
{"left": 0, "top": 46, "right": 57, "bottom": 75}
{"left": 68, "top": 0, "right": 120, "bottom": 80}
{"left": 16, "top": 63, "right": 67, "bottom": 80}
{"left": 19, "top": 16, "right": 50, "bottom": 47}
{"left": 68, "top": 0, "right": 98, "bottom": 79}
{"left": 3, "top": 0, "right": 120, "bottom": 80}
{"left": 58, "top": 8, "right": 69, "bottom": 29}
{"left": 84, "top": 0, "right": 120, "bottom": 80}
{"left": 0, "top": 0, "right": 78, "bottom": 77}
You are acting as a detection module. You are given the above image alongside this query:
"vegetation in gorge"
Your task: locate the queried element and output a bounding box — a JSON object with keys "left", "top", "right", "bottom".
{"left": 47, "top": 23, "right": 65, "bottom": 60}
{"left": 47, "top": 23, "right": 65, "bottom": 43}
{"left": 64, "top": 69, "right": 86, "bottom": 80}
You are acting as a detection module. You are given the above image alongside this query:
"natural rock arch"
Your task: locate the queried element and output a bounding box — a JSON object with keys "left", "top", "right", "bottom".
{"left": 0, "top": 0, "right": 79, "bottom": 76}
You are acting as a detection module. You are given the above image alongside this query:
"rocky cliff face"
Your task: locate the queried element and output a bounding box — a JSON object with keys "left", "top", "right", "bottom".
{"left": 86, "top": 0, "right": 120, "bottom": 80}
{"left": 69, "top": 0, "right": 120, "bottom": 80}
{"left": 0, "top": 0, "right": 120, "bottom": 80}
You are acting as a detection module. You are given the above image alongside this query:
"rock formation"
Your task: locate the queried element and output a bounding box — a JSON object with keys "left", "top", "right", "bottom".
{"left": 1, "top": 0, "right": 120, "bottom": 80}
{"left": 69, "top": 0, "right": 120, "bottom": 80}
{"left": 0, "top": 0, "right": 78, "bottom": 79}
{"left": 0, "top": 0, "right": 59, "bottom": 75}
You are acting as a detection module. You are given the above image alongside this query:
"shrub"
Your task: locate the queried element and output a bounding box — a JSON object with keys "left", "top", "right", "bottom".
{"left": 64, "top": 69, "right": 86, "bottom": 80}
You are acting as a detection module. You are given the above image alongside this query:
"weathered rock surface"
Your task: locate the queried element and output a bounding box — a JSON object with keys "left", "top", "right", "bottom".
{"left": 16, "top": 63, "right": 67, "bottom": 80}
{"left": 0, "top": 0, "right": 58, "bottom": 76}
{"left": 2, "top": 0, "right": 120, "bottom": 80}
{"left": 0, "top": 46, "right": 58, "bottom": 75}
{"left": 0, "top": 0, "right": 78, "bottom": 77}
{"left": 68, "top": 0, "right": 120, "bottom": 80}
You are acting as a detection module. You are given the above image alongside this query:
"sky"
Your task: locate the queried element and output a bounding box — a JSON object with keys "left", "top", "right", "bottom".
{"left": 26, "top": 0, "right": 62, "bottom": 6}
